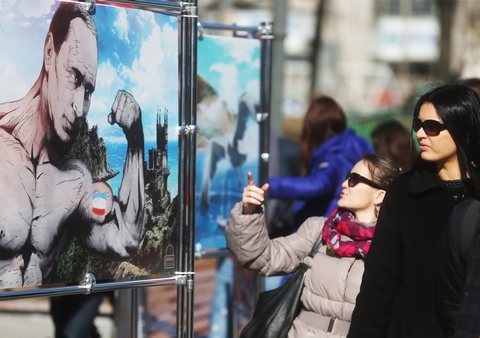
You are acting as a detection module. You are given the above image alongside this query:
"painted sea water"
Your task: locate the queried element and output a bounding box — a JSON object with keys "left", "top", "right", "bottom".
{"left": 105, "top": 140, "right": 179, "bottom": 197}
{"left": 195, "top": 148, "right": 259, "bottom": 250}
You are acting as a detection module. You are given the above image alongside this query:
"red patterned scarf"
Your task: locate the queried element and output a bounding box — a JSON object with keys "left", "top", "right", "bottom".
{"left": 321, "top": 209, "right": 376, "bottom": 258}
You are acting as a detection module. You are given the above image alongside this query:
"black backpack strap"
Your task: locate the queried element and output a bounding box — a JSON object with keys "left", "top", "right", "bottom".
{"left": 460, "top": 199, "right": 480, "bottom": 261}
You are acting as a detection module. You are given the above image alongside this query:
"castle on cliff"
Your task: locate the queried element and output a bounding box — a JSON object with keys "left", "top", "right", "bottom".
{"left": 146, "top": 108, "right": 171, "bottom": 213}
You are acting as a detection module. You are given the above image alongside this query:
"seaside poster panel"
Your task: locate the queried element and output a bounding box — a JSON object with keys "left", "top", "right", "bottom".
{"left": 0, "top": 0, "right": 179, "bottom": 288}
{"left": 196, "top": 34, "right": 261, "bottom": 250}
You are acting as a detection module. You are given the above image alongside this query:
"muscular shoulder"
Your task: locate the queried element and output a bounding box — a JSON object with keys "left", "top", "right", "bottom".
{"left": 0, "top": 129, "right": 35, "bottom": 188}
{"left": 0, "top": 128, "right": 29, "bottom": 160}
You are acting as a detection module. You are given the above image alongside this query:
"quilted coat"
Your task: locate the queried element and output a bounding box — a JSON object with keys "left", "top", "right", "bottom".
{"left": 226, "top": 202, "right": 369, "bottom": 338}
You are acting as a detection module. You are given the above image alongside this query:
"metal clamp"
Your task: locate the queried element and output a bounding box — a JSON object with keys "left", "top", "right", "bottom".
{"left": 174, "top": 272, "right": 194, "bottom": 287}
{"left": 174, "top": 274, "right": 187, "bottom": 285}
{"left": 82, "top": 273, "right": 96, "bottom": 295}
{"left": 258, "top": 22, "right": 274, "bottom": 39}
{"left": 79, "top": 0, "right": 96, "bottom": 12}
{"left": 177, "top": 125, "right": 200, "bottom": 135}
{"left": 186, "top": 279, "right": 194, "bottom": 290}
{"left": 256, "top": 112, "right": 269, "bottom": 122}
{"left": 197, "top": 22, "right": 204, "bottom": 39}
{"left": 174, "top": 271, "right": 196, "bottom": 276}
{"left": 181, "top": 3, "right": 198, "bottom": 17}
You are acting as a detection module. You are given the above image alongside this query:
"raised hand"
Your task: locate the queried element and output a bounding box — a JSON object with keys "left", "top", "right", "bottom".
{"left": 108, "top": 90, "right": 143, "bottom": 144}
{"left": 242, "top": 172, "right": 269, "bottom": 214}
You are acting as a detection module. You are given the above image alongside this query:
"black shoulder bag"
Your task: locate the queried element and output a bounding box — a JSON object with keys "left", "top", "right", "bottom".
{"left": 240, "top": 233, "right": 324, "bottom": 338}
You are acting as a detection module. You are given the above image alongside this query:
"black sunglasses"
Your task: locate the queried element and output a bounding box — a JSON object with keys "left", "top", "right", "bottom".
{"left": 412, "top": 118, "right": 447, "bottom": 136}
{"left": 345, "top": 172, "right": 384, "bottom": 190}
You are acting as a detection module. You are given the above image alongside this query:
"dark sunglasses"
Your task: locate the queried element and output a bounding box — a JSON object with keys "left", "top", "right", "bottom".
{"left": 345, "top": 172, "right": 384, "bottom": 190}
{"left": 412, "top": 118, "right": 447, "bottom": 136}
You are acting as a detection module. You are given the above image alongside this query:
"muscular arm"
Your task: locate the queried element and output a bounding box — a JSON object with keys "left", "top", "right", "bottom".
{"left": 80, "top": 90, "right": 145, "bottom": 258}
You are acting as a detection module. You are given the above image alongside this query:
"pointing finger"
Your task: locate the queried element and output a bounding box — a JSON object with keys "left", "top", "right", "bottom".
{"left": 248, "top": 172, "right": 255, "bottom": 186}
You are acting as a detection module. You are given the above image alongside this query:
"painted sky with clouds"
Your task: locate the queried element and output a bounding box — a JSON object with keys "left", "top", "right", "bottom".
{"left": 0, "top": 0, "right": 179, "bottom": 143}
{"left": 197, "top": 35, "right": 261, "bottom": 112}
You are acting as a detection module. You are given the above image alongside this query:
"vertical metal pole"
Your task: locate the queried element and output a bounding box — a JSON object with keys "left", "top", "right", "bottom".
{"left": 178, "top": 2, "right": 198, "bottom": 338}
{"left": 259, "top": 22, "right": 274, "bottom": 187}
{"left": 115, "top": 289, "right": 133, "bottom": 338}
{"left": 271, "top": 0, "right": 287, "bottom": 137}
{"left": 186, "top": 2, "right": 198, "bottom": 338}
{"left": 254, "top": 21, "right": 274, "bottom": 311}
{"left": 177, "top": 3, "right": 189, "bottom": 337}
{"left": 131, "top": 289, "right": 139, "bottom": 337}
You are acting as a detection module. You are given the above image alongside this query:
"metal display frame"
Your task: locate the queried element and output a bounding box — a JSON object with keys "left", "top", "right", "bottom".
{"left": 0, "top": 0, "right": 190, "bottom": 298}
{"left": 0, "top": 0, "right": 197, "bottom": 337}
{"left": 0, "top": 1, "right": 273, "bottom": 337}
{"left": 194, "top": 21, "right": 274, "bottom": 338}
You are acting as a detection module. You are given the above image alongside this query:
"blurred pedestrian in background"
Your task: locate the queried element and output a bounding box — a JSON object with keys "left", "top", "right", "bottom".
{"left": 371, "top": 119, "right": 418, "bottom": 173}
{"left": 268, "top": 95, "right": 374, "bottom": 231}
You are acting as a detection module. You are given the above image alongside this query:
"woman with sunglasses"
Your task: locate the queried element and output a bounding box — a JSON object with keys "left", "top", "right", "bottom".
{"left": 226, "top": 154, "right": 400, "bottom": 337}
{"left": 348, "top": 84, "right": 480, "bottom": 338}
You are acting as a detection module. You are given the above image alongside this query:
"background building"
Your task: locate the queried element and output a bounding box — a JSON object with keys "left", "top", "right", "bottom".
{"left": 198, "top": 0, "right": 480, "bottom": 139}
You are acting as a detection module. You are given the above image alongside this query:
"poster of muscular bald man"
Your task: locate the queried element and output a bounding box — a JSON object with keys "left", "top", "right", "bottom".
{"left": 0, "top": 1, "right": 180, "bottom": 288}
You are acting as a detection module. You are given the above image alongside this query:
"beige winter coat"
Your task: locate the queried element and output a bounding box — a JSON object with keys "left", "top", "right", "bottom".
{"left": 226, "top": 202, "right": 367, "bottom": 338}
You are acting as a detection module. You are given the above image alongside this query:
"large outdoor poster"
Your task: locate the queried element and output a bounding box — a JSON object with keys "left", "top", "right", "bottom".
{"left": 0, "top": 1, "right": 179, "bottom": 288}
{"left": 196, "top": 35, "right": 261, "bottom": 250}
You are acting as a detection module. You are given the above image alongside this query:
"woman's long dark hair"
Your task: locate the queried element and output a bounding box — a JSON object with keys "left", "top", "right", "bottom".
{"left": 413, "top": 84, "right": 480, "bottom": 197}
{"left": 299, "top": 96, "right": 347, "bottom": 175}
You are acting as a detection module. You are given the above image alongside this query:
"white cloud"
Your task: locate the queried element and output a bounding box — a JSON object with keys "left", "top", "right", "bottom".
{"left": 16, "top": 0, "right": 55, "bottom": 18}
{"left": 0, "top": 0, "right": 16, "bottom": 12}
{"left": 88, "top": 59, "right": 126, "bottom": 133}
{"left": 89, "top": 14, "right": 178, "bottom": 141}
{"left": 2, "top": 12, "right": 16, "bottom": 23}
{"left": 97, "top": 59, "right": 125, "bottom": 91}
{"left": 209, "top": 62, "right": 240, "bottom": 111}
{"left": 113, "top": 8, "right": 129, "bottom": 44}
{"left": 246, "top": 79, "right": 260, "bottom": 103}
{"left": 88, "top": 97, "right": 111, "bottom": 131}
{"left": 0, "top": 57, "right": 30, "bottom": 103}
{"left": 128, "top": 24, "right": 171, "bottom": 106}
{"left": 229, "top": 39, "right": 257, "bottom": 64}
{"left": 137, "top": 9, "right": 154, "bottom": 29}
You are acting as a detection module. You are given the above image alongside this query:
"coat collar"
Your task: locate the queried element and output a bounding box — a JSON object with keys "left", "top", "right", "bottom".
{"left": 408, "top": 167, "right": 444, "bottom": 194}
{"left": 408, "top": 159, "right": 480, "bottom": 195}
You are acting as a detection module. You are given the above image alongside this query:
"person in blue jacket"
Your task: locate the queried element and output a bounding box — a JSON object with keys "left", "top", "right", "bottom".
{"left": 268, "top": 95, "right": 374, "bottom": 230}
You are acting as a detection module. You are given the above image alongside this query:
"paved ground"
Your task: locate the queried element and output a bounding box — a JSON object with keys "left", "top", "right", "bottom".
{"left": 0, "top": 258, "right": 217, "bottom": 338}
{"left": 0, "top": 311, "right": 114, "bottom": 338}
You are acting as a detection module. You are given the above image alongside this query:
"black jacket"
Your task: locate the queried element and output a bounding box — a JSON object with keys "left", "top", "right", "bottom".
{"left": 348, "top": 160, "right": 480, "bottom": 338}
{"left": 434, "top": 198, "right": 480, "bottom": 338}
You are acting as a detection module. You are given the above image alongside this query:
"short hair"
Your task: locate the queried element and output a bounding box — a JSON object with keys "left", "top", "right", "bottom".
{"left": 48, "top": 2, "right": 98, "bottom": 55}
{"left": 413, "top": 84, "right": 480, "bottom": 178}
{"left": 299, "top": 96, "right": 347, "bottom": 174}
